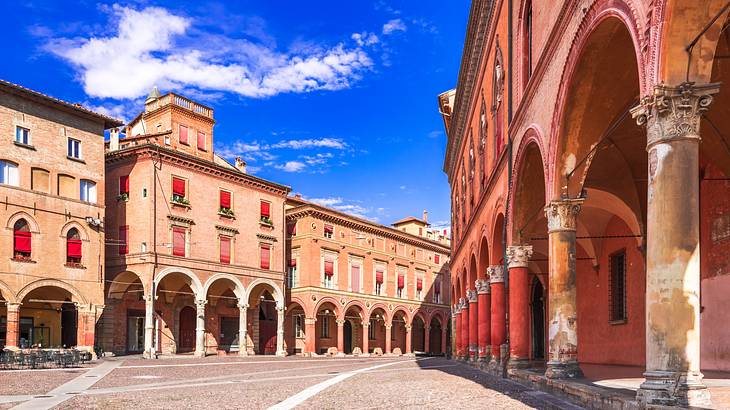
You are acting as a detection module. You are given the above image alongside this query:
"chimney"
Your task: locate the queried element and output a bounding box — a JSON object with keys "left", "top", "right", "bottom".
{"left": 235, "top": 157, "right": 247, "bottom": 173}
{"left": 423, "top": 209, "right": 428, "bottom": 223}
{"left": 109, "top": 128, "right": 120, "bottom": 151}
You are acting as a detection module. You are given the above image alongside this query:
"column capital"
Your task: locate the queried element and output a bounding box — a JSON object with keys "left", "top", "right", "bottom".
{"left": 487, "top": 265, "right": 504, "bottom": 283}
{"left": 195, "top": 299, "right": 207, "bottom": 309}
{"left": 144, "top": 294, "right": 154, "bottom": 303}
{"left": 466, "top": 289, "right": 478, "bottom": 303}
{"left": 507, "top": 245, "right": 533, "bottom": 268}
{"left": 6, "top": 302, "right": 21, "bottom": 310}
{"left": 459, "top": 298, "right": 469, "bottom": 310}
{"left": 475, "top": 279, "right": 491, "bottom": 294}
{"left": 336, "top": 319, "right": 345, "bottom": 326}
{"left": 545, "top": 199, "right": 583, "bottom": 233}
{"left": 362, "top": 322, "right": 369, "bottom": 328}
{"left": 385, "top": 323, "right": 393, "bottom": 329}
{"left": 276, "top": 306, "right": 285, "bottom": 313}
{"left": 631, "top": 82, "right": 720, "bottom": 148}
{"left": 404, "top": 324, "right": 411, "bottom": 331}
{"left": 305, "top": 317, "right": 317, "bottom": 325}
{"left": 237, "top": 303, "right": 249, "bottom": 311}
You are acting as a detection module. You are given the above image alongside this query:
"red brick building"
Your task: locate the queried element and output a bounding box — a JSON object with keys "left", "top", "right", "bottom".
{"left": 100, "top": 89, "right": 290, "bottom": 357}
{"left": 284, "top": 196, "right": 451, "bottom": 356}
{"left": 0, "top": 79, "right": 122, "bottom": 353}
{"left": 441, "top": 0, "right": 730, "bottom": 407}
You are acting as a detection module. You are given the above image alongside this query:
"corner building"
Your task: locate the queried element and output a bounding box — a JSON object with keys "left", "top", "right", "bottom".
{"left": 284, "top": 197, "right": 451, "bottom": 356}
{"left": 441, "top": 0, "right": 730, "bottom": 407}
{"left": 0, "top": 79, "right": 122, "bottom": 352}
{"left": 100, "top": 89, "right": 290, "bottom": 357}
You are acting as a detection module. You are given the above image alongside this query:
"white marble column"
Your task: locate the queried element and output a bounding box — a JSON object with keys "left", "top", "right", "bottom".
{"left": 194, "top": 299, "right": 207, "bottom": 357}
{"left": 238, "top": 303, "right": 248, "bottom": 357}
{"left": 276, "top": 303, "right": 286, "bottom": 356}
{"left": 144, "top": 294, "right": 155, "bottom": 358}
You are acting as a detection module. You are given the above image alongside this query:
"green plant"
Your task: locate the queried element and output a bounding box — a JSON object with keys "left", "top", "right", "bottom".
{"left": 219, "top": 206, "right": 235, "bottom": 217}
{"left": 260, "top": 216, "right": 273, "bottom": 225}
{"left": 117, "top": 192, "right": 129, "bottom": 201}
{"left": 171, "top": 194, "right": 190, "bottom": 205}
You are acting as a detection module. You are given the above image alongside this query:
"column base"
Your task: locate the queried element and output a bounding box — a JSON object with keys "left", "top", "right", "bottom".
{"left": 238, "top": 349, "right": 248, "bottom": 357}
{"left": 545, "top": 360, "right": 583, "bottom": 379}
{"left": 276, "top": 350, "right": 287, "bottom": 357}
{"left": 636, "top": 370, "right": 711, "bottom": 408}
{"left": 194, "top": 351, "right": 206, "bottom": 358}
{"left": 507, "top": 356, "right": 530, "bottom": 370}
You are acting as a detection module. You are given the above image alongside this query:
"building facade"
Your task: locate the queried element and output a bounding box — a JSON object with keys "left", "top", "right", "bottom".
{"left": 440, "top": 0, "right": 730, "bottom": 407}
{"left": 100, "top": 90, "right": 290, "bottom": 357}
{"left": 284, "top": 196, "right": 451, "bottom": 356}
{"left": 0, "top": 79, "right": 122, "bottom": 352}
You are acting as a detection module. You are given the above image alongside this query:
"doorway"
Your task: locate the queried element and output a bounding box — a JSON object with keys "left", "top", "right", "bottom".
{"left": 344, "top": 320, "right": 352, "bottom": 354}
{"left": 179, "top": 306, "right": 195, "bottom": 353}
{"left": 219, "top": 316, "right": 239, "bottom": 352}
{"left": 126, "top": 310, "right": 145, "bottom": 353}
{"left": 531, "top": 279, "right": 545, "bottom": 360}
{"left": 61, "top": 302, "right": 77, "bottom": 347}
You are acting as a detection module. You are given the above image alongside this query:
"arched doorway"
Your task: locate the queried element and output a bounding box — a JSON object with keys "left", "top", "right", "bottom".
{"left": 204, "top": 277, "right": 244, "bottom": 354}
{"left": 368, "top": 307, "right": 388, "bottom": 353}
{"left": 18, "top": 285, "right": 80, "bottom": 349}
{"left": 344, "top": 320, "right": 353, "bottom": 354}
{"left": 530, "top": 278, "right": 545, "bottom": 360}
{"left": 392, "top": 310, "right": 408, "bottom": 353}
{"left": 429, "top": 316, "right": 443, "bottom": 355}
{"left": 178, "top": 306, "right": 195, "bottom": 353}
{"left": 258, "top": 291, "right": 277, "bottom": 355}
{"left": 412, "top": 315, "right": 426, "bottom": 353}
{"left": 103, "top": 270, "right": 146, "bottom": 355}
{"left": 154, "top": 270, "right": 202, "bottom": 355}
{"left": 343, "top": 304, "right": 364, "bottom": 354}
{"left": 314, "top": 301, "right": 339, "bottom": 354}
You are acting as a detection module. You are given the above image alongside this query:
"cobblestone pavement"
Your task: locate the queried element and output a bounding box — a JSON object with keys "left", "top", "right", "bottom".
{"left": 0, "top": 355, "right": 582, "bottom": 409}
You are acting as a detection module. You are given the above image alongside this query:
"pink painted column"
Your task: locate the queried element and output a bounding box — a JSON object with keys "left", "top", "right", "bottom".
{"left": 508, "top": 245, "right": 533, "bottom": 368}
{"left": 405, "top": 324, "right": 412, "bottom": 354}
{"left": 362, "top": 322, "right": 369, "bottom": 354}
{"left": 337, "top": 319, "right": 345, "bottom": 353}
{"left": 385, "top": 323, "right": 392, "bottom": 354}
{"left": 476, "top": 279, "right": 491, "bottom": 360}
{"left": 460, "top": 298, "right": 469, "bottom": 359}
{"left": 5, "top": 303, "right": 20, "bottom": 349}
{"left": 304, "top": 317, "right": 316, "bottom": 354}
{"left": 488, "top": 265, "right": 506, "bottom": 362}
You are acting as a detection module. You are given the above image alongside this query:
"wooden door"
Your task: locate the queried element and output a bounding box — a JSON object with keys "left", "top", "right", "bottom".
{"left": 179, "top": 306, "right": 195, "bottom": 352}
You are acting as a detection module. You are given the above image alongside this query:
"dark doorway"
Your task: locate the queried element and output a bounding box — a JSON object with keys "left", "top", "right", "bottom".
{"left": 179, "top": 306, "right": 195, "bottom": 352}
{"left": 344, "top": 320, "right": 352, "bottom": 354}
{"left": 126, "top": 310, "right": 145, "bottom": 353}
{"left": 61, "top": 302, "right": 77, "bottom": 347}
{"left": 219, "top": 316, "right": 239, "bottom": 352}
{"left": 531, "top": 279, "right": 545, "bottom": 360}
{"left": 429, "top": 318, "right": 442, "bottom": 354}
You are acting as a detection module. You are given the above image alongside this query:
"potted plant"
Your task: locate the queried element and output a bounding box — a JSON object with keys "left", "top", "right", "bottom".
{"left": 260, "top": 216, "right": 273, "bottom": 226}
{"left": 171, "top": 194, "right": 190, "bottom": 206}
{"left": 219, "top": 206, "right": 235, "bottom": 217}
{"left": 116, "top": 192, "right": 129, "bottom": 202}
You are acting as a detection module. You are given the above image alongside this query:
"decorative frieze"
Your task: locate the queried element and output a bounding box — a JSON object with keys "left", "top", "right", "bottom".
{"left": 545, "top": 199, "right": 583, "bottom": 233}
{"left": 475, "top": 279, "right": 490, "bottom": 294}
{"left": 506, "top": 245, "right": 533, "bottom": 269}
{"left": 487, "top": 265, "right": 504, "bottom": 283}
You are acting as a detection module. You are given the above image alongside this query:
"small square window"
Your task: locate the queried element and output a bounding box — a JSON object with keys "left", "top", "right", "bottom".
{"left": 164, "top": 135, "right": 170, "bottom": 145}
{"left": 67, "top": 138, "right": 81, "bottom": 159}
{"left": 15, "top": 126, "right": 30, "bottom": 145}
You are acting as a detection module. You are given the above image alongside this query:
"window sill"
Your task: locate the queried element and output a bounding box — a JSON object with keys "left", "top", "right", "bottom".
{"left": 259, "top": 221, "right": 274, "bottom": 228}
{"left": 64, "top": 263, "right": 86, "bottom": 269}
{"left": 218, "top": 212, "right": 235, "bottom": 219}
{"left": 13, "top": 141, "right": 35, "bottom": 150}
{"left": 171, "top": 201, "right": 191, "bottom": 208}
{"left": 609, "top": 319, "right": 627, "bottom": 326}
{"left": 117, "top": 194, "right": 129, "bottom": 202}
{"left": 11, "top": 257, "right": 35, "bottom": 263}
{"left": 67, "top": 156, "right": 86, "bottom": 164}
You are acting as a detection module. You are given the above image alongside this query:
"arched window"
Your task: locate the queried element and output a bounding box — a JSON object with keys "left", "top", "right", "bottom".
{"left": 80, "top": 179, "right": 97, "bottom": 203}
{"left": 523, "top": 1, "right": 533, "bottom": 84}
{"left": 479, "top": 96, "right": 487, "bottom": 187}
{"left": 0, "top": 160, "right": 19, "bottom": 187}
{"left": 492, "top": 45, "right": 505, "bottom": 163}
{"left": 66, "top": 228, "right": 82, "bottom": 265}
{"left": 13, "top": 219, "right": 31, "bottom": 260}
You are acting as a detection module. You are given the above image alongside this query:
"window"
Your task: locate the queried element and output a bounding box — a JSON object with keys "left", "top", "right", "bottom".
{"left": 416, "top": 275, "right": 423, "bottom": 301}
{"left": 80, "top": 180, "right": 97, "bottom": 203}
{"left": 433, "top": 279, "right": 442, "bottom": 303}
{"left": 260, "top": 201, "right": 271, "bottom": 223}
{"left": 179, "top": 125, "right": 189, "bottom": 145}
{"left": 220, "top": 236, "right": 231, "bottom": 264}
{"left": 197, "top": 131, "right": 206, "bottom": 150}
{"left": 375, "top": 267, "right": 384, "bottom": 296}
{"left": 31, "top": 168, "right": 50, "bottom": 193}
{"left": 164, "top": 135, "right": 171, "bottom": 145}
{"left": 397, "top": 272, "right": 405, "bottom": 298}
{"left": 609, "top": 250, "right": 627, "bottom": 322}
{"left": 321, "top": 316, "right": 330, "bottom": 338}
{"left": 369, "top": 319, "right": 376, "bottom": 340}
{"left": 172, "top": 227, "right": 186, "bottom": 257}
{"left": 172, "top": 176, "right": 187, "bottom": 203}
{"left": 324, "top": 224, "right": 333, "bottom": 239}
{"left": 434, "top": 254, "right": 440, "bottom": 264}
{"left": 525, "top": 1, "right": 533, "bottom": 81}
{"left": 492, "top": 45, "right": 505, "bottom": 162}
{"left": 260, "top": 244, "right": 270, "bottom": 270}
{"left": 66, "top": 228, "right": 82, "bottom": 265}
{"left": 15, "top": 126, "right": 30, "bottom": 145}
{"left": 287, "top": 222, "right": 297, "bottom": 237}
{"left": 219, "top": 190, "right": 233, "bottom": 215}
{"left": 324, "top": 257, "right": 335, "bottom": 288}
{"left": 0, "top": 161, "right": 19, "bottom": 186}
{"left": 418, "top": 227, "right": 423, "bottom": 236}
{"left": 288, "top": 258, "right": 297, "bottom": 288}
{"left": 118, "top": 225, "right": 129, "bottom": 255}
{"left": 13, "top": 219, "right": 31, "bottom": 260}
{"left": 294, "top": 315, "right": 304, "bottom": 338}
{"left": 119, "top": 175, "right": 130, "bottom": 196}
{"left": 67, "top": 138, "right": 81, "bottom": 159}
{"left": 350, "top": 264, "right": 361, "bottom": 293}
{"left": 58, "top": 174, "right": 75, "bottom": 197}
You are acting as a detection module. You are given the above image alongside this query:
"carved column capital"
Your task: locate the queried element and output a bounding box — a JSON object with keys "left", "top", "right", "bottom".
{"left": 385, "top": 323, "right": 393, "bottom": 329}
{"left": 237, "top": 303, "right": 249, "bottom": 311}
{"left": 404, "top": 325, "right": 411, "bottom": 331}
{"left": 487, "top": 265, "right": 504, "bottom": 283}
{"left": 466, "top": 289, "right": 478, "bottom": 303}
{"left": 195, "top": 299, "right": 207, "bottom": 309}
{"left": 631, "top": 82, "right": 720, "bottom": 148}
{"left": 475, "top": 279, "right": 491, "bottom": 294}
{"left": 458, "top": 298, "right": 467, "bottom": 310}
{"left": 304, "top": 317, "right": 317, "bottom": 325}
{"left": 6, "top": 302, "right": 21, "bottom": 311}
{"left": 452, "top": 304, "right": 460, "bottom": 315}
{"left": 507, "top": 245, "right": 533, "bottom": 268}
{"left": 336, "top": 319, "right": 345, "bottom": 326}
{"left": 362, "top": 322, "right": 370, "bottom": 329}
{"left": 545, "top": 199, "right": 583, "bottom": 233}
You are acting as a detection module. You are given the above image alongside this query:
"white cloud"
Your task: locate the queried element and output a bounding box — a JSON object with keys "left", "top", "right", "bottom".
{"left": 276, "top": 161, "right": 306, "bottom": 172}
{"left": 45, "top": 5, "right": 375, "bottom": 100}
{"left": 428, "top": 130, "right": 443, "bottom": 139}
{"left": 382, "top": 19, "right": 407, "bottom": 35}
{"left": 271, "top": 138, "right": 348, "bottom": 150}
{"left": 351, "top": 32, "right": 379, "bottom": 47}
{"left": 306, "top": 196, "right": 377, "bottom": 221}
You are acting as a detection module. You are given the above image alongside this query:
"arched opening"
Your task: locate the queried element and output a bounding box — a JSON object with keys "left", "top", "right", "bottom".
{"left": 392, "top": 310, "right": 408, "bottom": 354}
{"left": 343, "top": 305, "right": 364, "bottom": 354}
{"left": 429, "top": 316, "right": 443, "bottom": 355}
{"left": 530, "top": 277, "right": 545, "bottom": 360}
{"left": 285, "top": 301, "right": 305, "bottom": 355}
{"left": 246, "top": 281, "right": 283, "bottom": 356}
{"left": 155, "top": 271, "right": 200, "bottom": 355}
{"left": 368, "top": 307, "right": 388, "bottom": 354}
{"left": 343, "top": 321, "right": 353, "bottom": 354}
{"left": 65, "top": 228, "right": 82, "bottom": 266}
{"left": 257, "top": 290, "right": 277, "bottom": 355}
{"left": 411, "top": 314, "right": 426, "bottom": 353}
{"left": 205, "top": 278, "right": 242, "bottom": 354}
{"left": 13, "top": 219, "right": 31, "bottom": 261}
{"left": 102, "top": 271, "right": 145, "bottom": 355}
{"left": 315, "top": 301, "right": 339, "bottom": 354}
{"left": 178, "top": 306, "right": 195, "bottom": 353}
{"left": 18, "top": 286, "right": 79, "bottom": 348}
{"left": 491, "top": 214, "right": 505, "bottom": 264}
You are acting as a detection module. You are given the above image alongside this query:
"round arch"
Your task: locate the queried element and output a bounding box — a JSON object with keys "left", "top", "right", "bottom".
{"left": 107, "top": 270, "right": 147, "bottom": 299}
{"left": 368, "top": 303, "right": 391, "bottom": 323}
{"left": 154, "top": 267, "right": 204, "bottom": 299}
{"left": 202, "top": 273, "right": 245, "bottom": 301}
{"left": 289, "top": 296, "right": 310, "bottom": 317}
{"left": 60, "top": 220, "right": 90, "bottom": 241}
{"left": 342, "top": 300, "right": 367, "bottom": 320}
{"left": 244, "top": 278, "right": 283, "bottom": 307}
{"left": 428, "top": 309, "right": 447, "bottom": 327}
{"left": 313, "top": 297, "right": 342, "bottom": 319}
{"left": 0, "top": 279, "right": 16, "bottom": 303}
{"left": 391, "top": 306, "right": 411, "bottom": 325}
{"left": 16, "top": 279, "right": 87, "bottom": 305}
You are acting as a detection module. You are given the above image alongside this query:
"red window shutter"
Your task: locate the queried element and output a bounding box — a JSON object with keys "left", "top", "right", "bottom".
{"left": 375, "top": 269, "right": 384, "bottom": 284}
{"left": 220, "top": 190, "right": 231, "bottom": 209}
{"left": 197, "top": 131, "right": 205, "bottom": 150}
{"left": 14, "top": 230, "right": 31, "bottom": 253}
{"left": 260, "top": 201, "right": 271, "bottom": 218}
{"left": 351, "top": 265, "right": 360, "bottom": 291}
{"left": 434, "top": 254, "right": 440, "bottom": 264}
{"left": 260, "top": 245, "right": 270, "bottom": 270}
{"left": 419, "top": 227, "right": 422, "bottom": 236}
{"left": 118, "top": 226, "right": 128, "bottom": 255}
{"left": 289, "top": 259, "right": 297, "bottom": 267}
{"left": 120, "top": 175, "right": 129, "bottom": 195}
{"left": 435, "top": 281, "right": 441, "bottom": 295}
{"left": 324, "top": 225, "right": 333, "bottom": 235}
{"left": 172, "top": 227, "right": 186, "bottom": 257}
{"left": 417, "top": 278, "right": 423, "bottom": 291}
{"left": 220, "top": 236, "right": 230, "bottom": 264}
{"left": 287, "top": 223, "right": 297, "bottom": 235}
{"left": 67, "top": 238, "right": 82, "bottom": 259}
{"left": 324, "top": 260, "right": 334, "bottom": 277}
{"left": 397, "top": 274, "right": 404, "bottom": 289}
{"left": 172, "top": 177, "right": 186, "bottom": 197}
{"left": 179, "top": 125, "right": 188, "bottom": 144}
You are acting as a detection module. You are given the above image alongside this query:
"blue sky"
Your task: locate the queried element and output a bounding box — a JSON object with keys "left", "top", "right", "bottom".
{"left": 2, "top": 0, "right": 469, "bottom": 228}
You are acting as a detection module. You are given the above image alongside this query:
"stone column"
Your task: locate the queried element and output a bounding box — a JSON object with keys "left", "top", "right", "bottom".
{"left": 544, "top": 199, "right": 583, "bottom": 378}
{"left": 453, "top": 305, "right": 461, "bottom": 357}
{"left": 441, "top": 323, "right": 447, "bottom": 355}
{"left": 194, "top": 300, "right": 207, "bottom": 357}
{"left": 76, "top": 306, "right": 97, "bottom": 352}
{"left": 385, "top": 323, "right": 393, "bottom": 354}
{"left": 238, "top": 303, "right": 248, "bottom": 356}
{"left": 467, "top": 289, "right": 478, "bottom": 360}
{"left": 488, "top": 265, "right": 506, "bottom": 363}
{"left": 362, "top": 322, "right": 370, "bottom": 355}
{"left": 5, "top": 302, "right": 20, "bottom": 350}
{"left": 304, "top": 317, "right": 316, "bottom": 354}
{"left": 424, "top": 325, "right": 431, "bottom": 353}
{"left": 276, "top": 304, "right": 286, "bottom": 356}
{"left": 405, "top": 324, "right": 412, "bottom": 354}
{"left": 631, "top": 82, "right": 718, "bottom": 407}
{"left": 476, "top": 279, "right": 491, "bottom": 361}
{"left": 507, "top": 245, "right": 533, "bottom": 369}
{"left": 144, "top": 294, "right": 155, "bottom": 358}
{"left": 336, "top": 319, "right": 345, "bottom": 354}
{"left": 460, "top": 298, "right": 469, "bottom": 359}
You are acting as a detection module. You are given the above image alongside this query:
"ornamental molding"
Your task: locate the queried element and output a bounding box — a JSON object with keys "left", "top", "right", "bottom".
{"left": 545, "top": 199, "right": 583, "bottom": 233}
{"left": 506, "top": 245, "right": 533, "bottom": 268}
{"left": 487, "top": 265, "right": 504, "bottom": 283}
{"left": 256, "top": 233, "right": 278, "bottom": 243}
{"left": 167, "top": 214, "right": 195, "bottom": 227}
{"left": 631, "top": 82, "right": 720, "bottom": 149}
{"left": 216, "top": 225, "right": 239, "bottom": 235}
{"left": 467, "top": 289, "right": 478, "bottom": 303}
{"left": 475, "top": 279, "right": 490, "bottom": 294}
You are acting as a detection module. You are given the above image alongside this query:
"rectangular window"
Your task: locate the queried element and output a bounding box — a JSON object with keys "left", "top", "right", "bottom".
{"left": 609, "top": 250, "right": 627, "bottom": 322}
{"left": 416, "top": 276, "right": 423, "bottom": 301}
{"left": 220, "top": 236, "right": 231, "bottom": 264}
{"left": 351, "top": 264, "right": 361, "bottom": 293}
{"left": 0, "top": 161, "right": 19, "bottom": 187}
{"left": 220, "top": 190, "right": 232, "bottom": 211}
{"left": 260, "top": 244, "right": 270, "bottom": 270}
{"left": 294, "top": 315, "right": 304, "bottom": 338}
{"left": 321, "top": 316, "right": 330, "bottom": 338}
{"left": 179, "top": 125, "right": 189, "bottom": 145}
{"left": 57, "top": 174, "right": 74, "bottom": 197}
{"left": 287, "top": 222, "right": 297, "bottom": 236}
{"left": 434, "top": 254, "right": 440, "bottom": 264}
{"left": 172, "top": 227, "right": 186, "bottom": 257}
{"left": 397, "top": 272, "right": 405, "bottom": 298}
{"left": 288, "top": 259, "right": 297, "bottom": 288}
{"left": 324, "top": 224, "right": 333, "bottom": 239}
{"left": 79, "top": 180, "right": 97, "bottom": 203}
{"left": 369, "top": 319, "right": 376, "bottom": 340}
{"left": 375, "top": 267, "right": 384, "bottom": 295}
{"left": 119, "top": 225, "right": 129, "bottom": 255}
{"left": 260, "top": 201, "right": 271, "bottom": 222}
{"left": 433, "top": 279, "right": 441, "bottom": 303}
{"left": 197, "top": 131, "right": 206, "bottom": 150}
{"left": 172, "top": 176, "right": 186, "bottom": 202}
{"left": 67, "top": 138, "right": 81, "bottom": 159}
{"left": 15, "top": 126, "right": 29, "bottom": 145}
{"left": 119, "top": 175, "right": 130, "bottom": 195}
{"left": 324, "top": 258, "right": 334, "bottom": 288}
